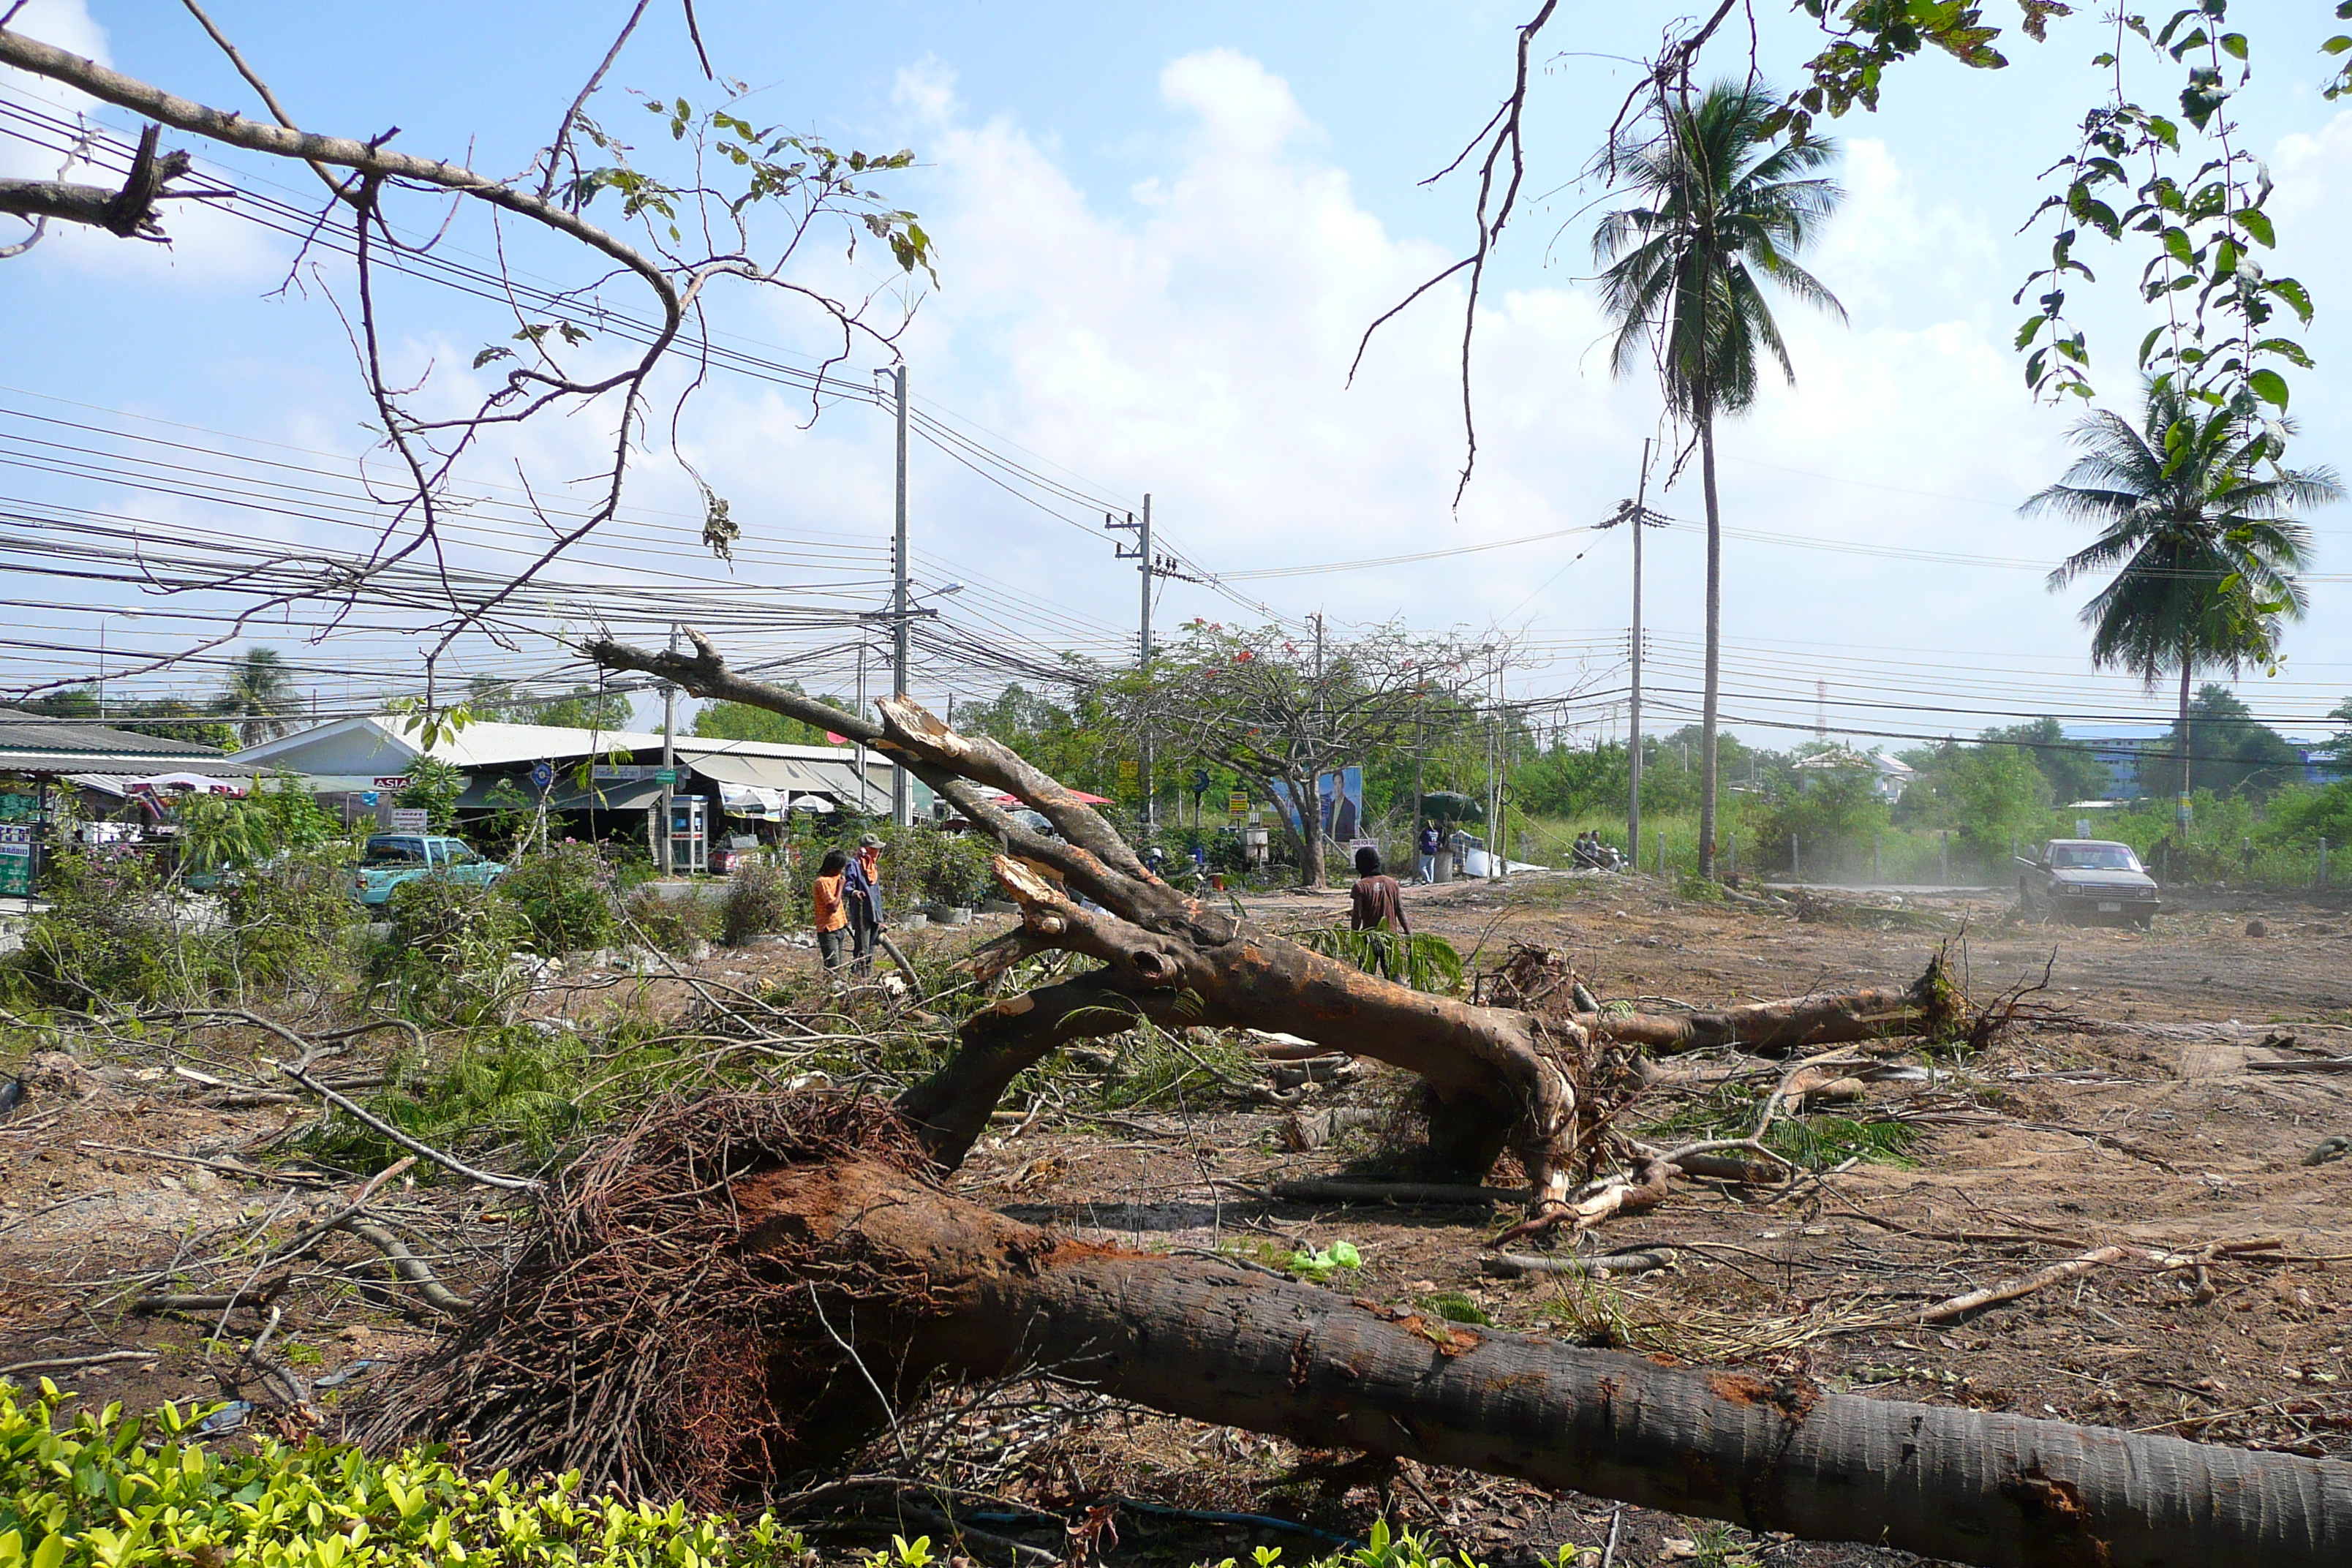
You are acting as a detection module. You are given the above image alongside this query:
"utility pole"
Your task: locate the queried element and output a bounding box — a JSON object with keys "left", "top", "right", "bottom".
{"left": 854, "top": 641, "right": 869, "bottom": 819}
{"left": 657, "top": 624, "right": 679, "bottom": 876}
{"left": 1106, "top": 494, "right": 1199, "bottom": 838}
{"left": 1600, "top": 440, "right": 1656, "bottom": 867}
{"left": 886, "top": 364, "right": 912, "bottom": 827}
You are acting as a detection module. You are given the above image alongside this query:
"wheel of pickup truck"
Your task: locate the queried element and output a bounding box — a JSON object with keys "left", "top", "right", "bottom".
{"left": 2132, "top": 911, "right": 2154, "bottom": 930}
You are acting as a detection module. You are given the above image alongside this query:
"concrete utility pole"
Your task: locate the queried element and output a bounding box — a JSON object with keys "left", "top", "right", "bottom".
{"left": 886, "top": 364, "right": 913, "bottom": 827}
{"left": 1600, "top": 441, "right": 1656, "bottom": 867}
{"left": 1107, "top": 494, "right": 1196, "bottom": 837}
{"left": 659, "top": 623, "right": 678, "bottom": 875}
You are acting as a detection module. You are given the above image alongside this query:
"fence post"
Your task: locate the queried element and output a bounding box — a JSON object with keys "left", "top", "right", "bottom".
{"left": 1791, "top": 832, "right": 1801, "bottom": 881}
{"left": 1726, "top": 834, "right": 1737, "bottom": 877}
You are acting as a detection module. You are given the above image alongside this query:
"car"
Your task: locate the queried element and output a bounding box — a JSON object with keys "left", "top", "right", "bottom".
{"left": 2014, "top": 838, "right": 2163, "bottom": 928}
{"left": 355, "top": 833, "right": 506, "bottom": 906}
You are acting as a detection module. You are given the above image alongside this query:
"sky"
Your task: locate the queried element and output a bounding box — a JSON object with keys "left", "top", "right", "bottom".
{"left": 1, "top": 0, "right": 2350, "bottom": 754}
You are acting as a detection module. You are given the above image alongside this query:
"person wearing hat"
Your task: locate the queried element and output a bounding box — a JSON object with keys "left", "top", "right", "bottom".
{"left": 843, "top": 832, "right": 885, "bottom": 969}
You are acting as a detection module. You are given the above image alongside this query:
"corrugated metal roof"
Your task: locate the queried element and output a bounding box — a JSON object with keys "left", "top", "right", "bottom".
{"left": 0, "top": 708, "right": 229, "bottom": 761}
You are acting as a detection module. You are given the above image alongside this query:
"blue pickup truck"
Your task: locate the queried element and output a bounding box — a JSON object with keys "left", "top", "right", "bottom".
{"left": 355, "top": 833, "right": 506, "bottom": 907}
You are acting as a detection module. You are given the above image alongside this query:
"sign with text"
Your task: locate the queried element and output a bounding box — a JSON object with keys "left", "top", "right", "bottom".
{"left": 0, "top": 824, "right": 31, "bottom": 897}
{"left": 387, "top": 809, "right": 430, "bottom": 834}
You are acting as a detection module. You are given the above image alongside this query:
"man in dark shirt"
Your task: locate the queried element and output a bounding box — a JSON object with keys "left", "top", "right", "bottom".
{"left": 1349, "top": 845, "right": 1410, "bottom": 935}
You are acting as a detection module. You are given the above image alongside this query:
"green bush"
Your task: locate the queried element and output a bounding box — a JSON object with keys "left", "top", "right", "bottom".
{"left": 720, "top": 856, "right": 793, "bottom": 945}
{"left": 500, "top": 840, "right": 622, "bottom": 956}
{"left": 219, "top": 848, "right": 363, "bottom": 992}
{"left": 622, "top": 885, "right": 717, "bottom": 955}
{"left": 369, "top": 875, "right": 530, "bottom": 1022}
{"left": 6, "top": 840, "right": 368, "bottom": 1010}
{"left": 3, "top": 852, "right": 195, "bottom": 1009}
{"left": 0, "top": 1381, "right": 812, "bottom": 1568}
{"left": 878, "top": 823, "right": 996, "bottom": 910}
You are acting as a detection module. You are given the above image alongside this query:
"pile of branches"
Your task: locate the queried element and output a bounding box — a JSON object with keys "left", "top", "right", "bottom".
{"left": 353, "top": 1092, "right": 928, "bottom": 1502}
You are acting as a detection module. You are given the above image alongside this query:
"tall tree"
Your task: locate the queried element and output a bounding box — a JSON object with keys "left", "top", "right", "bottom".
{"left": 2029, "top": 381, "right": 2339, "bottom": 815}
{"left": 1593, "top": 80, "right": 1845, "bottom": 880}
{"left": 2170, "top": 684, "right": 2306, "bottom": 801}
{"left": 1121, "top": 621, "right": 1487, "bottom": 888}
{"left": 212, "top": 647, "right": 301, "bottom": 747}
{"left": 1978, "top": 717, "right": 2112, "bottom": 805}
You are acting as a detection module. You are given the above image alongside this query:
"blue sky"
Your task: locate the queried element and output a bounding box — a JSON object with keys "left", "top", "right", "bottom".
{"left": 2, "top": 1, "right": 2349, "bottom": 751}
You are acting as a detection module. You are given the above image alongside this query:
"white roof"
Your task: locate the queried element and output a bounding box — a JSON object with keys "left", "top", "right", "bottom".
{"left": 1793, "top": 747, "right": 1910, "bottom": 774}
{"left": 234, "top": 715, "right": 880, "bottom": 773}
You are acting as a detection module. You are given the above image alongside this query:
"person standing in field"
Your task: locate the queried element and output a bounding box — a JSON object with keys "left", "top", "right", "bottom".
{"left": 843, "top": 832, "right": 884, "bottom": 969}
{"left": 1350, "top": 845, "right": 1410, "bottom": 935}
{"left": 1417, "top": 819, "right": 1440, "bottom": 884}
{"left": 812, "top": 847, "right": 850, "bottom": 973}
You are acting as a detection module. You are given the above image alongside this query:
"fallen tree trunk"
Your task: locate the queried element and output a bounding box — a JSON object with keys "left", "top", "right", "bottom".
{"left": 1572, "top": 972, "right": 1955, "bottom": 1055}
{"left": 783, "top": 1162, "right": 2352, "bottom": 1568}
{"left": 367, "top": 1096, "right": 2351, "bottom": 1568}
{"left": 586, "top": 630, "right": 1968, "bottom": 1216}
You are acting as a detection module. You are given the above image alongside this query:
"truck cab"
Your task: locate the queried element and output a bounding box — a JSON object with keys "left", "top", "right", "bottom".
{"left": 355, "top": 833, "right": 505, "bottom": 906}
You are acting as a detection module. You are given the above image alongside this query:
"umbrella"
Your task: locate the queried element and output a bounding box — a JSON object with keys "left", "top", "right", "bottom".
{"left": 1416, "top": 791, "right": 1484, "bottom": 824}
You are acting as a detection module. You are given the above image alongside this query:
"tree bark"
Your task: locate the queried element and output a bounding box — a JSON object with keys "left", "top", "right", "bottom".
{"left": 1697, "top": 413, "right": 1721, "bottom": 880}
{"left": 748, "top": 1156, "right": 2352, "bottom": 1568}
{"left": 1575, "top": 966, "right": 1956, "bottom": 1056}
{"left": 0, "top": 124, "right": 193, "bottom": 241}
{"left": 2176, "top": 653, "right": 2194, "bottom": 803}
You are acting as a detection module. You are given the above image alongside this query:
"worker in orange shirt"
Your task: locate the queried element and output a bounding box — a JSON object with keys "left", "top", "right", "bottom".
{"left": 811, "top": 846, "right": 851, "bottom": 972}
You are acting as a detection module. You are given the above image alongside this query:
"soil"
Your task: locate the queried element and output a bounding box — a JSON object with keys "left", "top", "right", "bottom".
{"left": 4, "top": 870, "right": 2348, "bottom": 1567}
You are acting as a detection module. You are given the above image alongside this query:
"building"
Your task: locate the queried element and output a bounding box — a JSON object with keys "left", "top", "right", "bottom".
{"left": 231, "top": 715, "right": 913, "bottom": 830}
{"left": 1791, "top": 747, "right": 1913, "bottom": 804}
{"left": 0, "top": 709, "right": 243, "bottom": 897}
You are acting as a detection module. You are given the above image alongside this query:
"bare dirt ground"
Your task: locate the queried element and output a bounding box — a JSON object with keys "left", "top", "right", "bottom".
{"left": 4, "top": 871, "right": 2349, "bottom": 1567}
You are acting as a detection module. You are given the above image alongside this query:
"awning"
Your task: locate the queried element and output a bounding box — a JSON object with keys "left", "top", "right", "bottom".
{"left": 718, "top": 783, "right": 785, "bottom": 818}
{"left": 687, "top": 752, "right": 888, "bottom": 812}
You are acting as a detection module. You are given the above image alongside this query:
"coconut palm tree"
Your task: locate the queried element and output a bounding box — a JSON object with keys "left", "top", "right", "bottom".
{"left": 2027, "top": 381, "right": 2340, "bottom": 807}
{"left": 213, "top": 645, "right": 302, "bottom": 746}
{"left": 1594, "top": 81, "right": 1847, "bottom": 878}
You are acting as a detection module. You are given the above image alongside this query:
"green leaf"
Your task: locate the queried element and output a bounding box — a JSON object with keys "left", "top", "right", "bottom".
{"left": 2250, "top": 368, "right": 2290, "bottom": 409}
{"left": 471, "top": 347, "right": 513, "bottom": 369}
{"left": 2252, "top": 336, "right": 2314, "bottom": 369}
{"left": 2237, "top": 208, "right": 2274, "bottom": 246}
{"left": 2136, "top": 325, "right": 2166, "bottom": 368}
{"left": 2015, "top": 315, "right": 2047, "bottom": 350}
{"left": 2162, "top": 227, "right": 2196, "bottom": 266}
{"left": 2219, "top": 33, "right": 2247, "bottom": 61}
{"left": 2269, "top": 276, "right": 2315, "bottom": 324}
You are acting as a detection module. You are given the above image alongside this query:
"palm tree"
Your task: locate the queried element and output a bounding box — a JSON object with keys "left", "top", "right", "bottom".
{"left": 214, "top": 646, "right": 302, "bottom": 747}
{"left": 1594, "top": 81, "right": 1847, "bottom": 879}
{"left": 2028, "top": 381, "right": 2339, "bottom": 808}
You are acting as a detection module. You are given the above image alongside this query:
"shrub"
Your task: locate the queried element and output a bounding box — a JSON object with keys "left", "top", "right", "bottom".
{"left": 369, "top": 875, "right": 529, "bottom": 1022}
{"left": 0, "top": 1381, "right": 812, "bottom": 1568}
{"left": 217, "top": 847, "right": 362, "bottom": 992}
{"left": 720, "top": 855, "right": 793, "bottom": 945}
{"left": 876, "top": 822, "right": 995, "bottom": 910}
{"left": 2, "top": 851, "right": 195, "bottom": 1009}
{"left": 500, "top": 840, "right": 622, "bottom": 956}
{"left": 623, "top": 885, "right": 718, "bottom": 955}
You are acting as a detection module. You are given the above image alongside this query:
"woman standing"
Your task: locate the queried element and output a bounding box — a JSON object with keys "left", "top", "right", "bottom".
{"left": 811, "top": 847, "right": 850, "bottom": 973}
